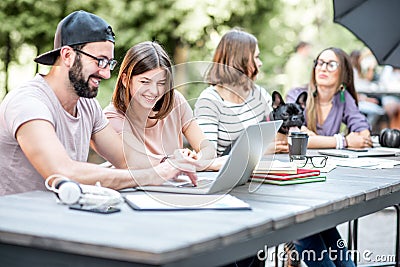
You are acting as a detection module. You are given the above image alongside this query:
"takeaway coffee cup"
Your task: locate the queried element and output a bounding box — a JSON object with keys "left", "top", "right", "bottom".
{"left": 288, "top": 132, "right": 309, "bottom": 159}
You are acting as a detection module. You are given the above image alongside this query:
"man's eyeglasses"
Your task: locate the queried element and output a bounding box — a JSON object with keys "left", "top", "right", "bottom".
{"left": 290, "top": 155, "right": 328, "bottom": 168}
{"left": 314, "top": 59, "right": 339, "bottom": 72}
{"left": 74, "top": 49, "right": 117, "bottom": 70}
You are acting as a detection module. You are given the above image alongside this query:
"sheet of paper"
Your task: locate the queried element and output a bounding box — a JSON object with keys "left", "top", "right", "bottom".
{"left": 329, "top": 157, "right": 400, "bottom": 169}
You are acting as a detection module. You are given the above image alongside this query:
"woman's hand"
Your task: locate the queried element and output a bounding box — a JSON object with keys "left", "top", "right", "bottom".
{"left": 179, "top": 147, "right": 221, "bottom": 171}
{"left": 178, "top": 148, "right": 198, "bottom": 160}
{"left": 273, "top": 140, "right": 289, "bottom": 153}
{"left": 265, "top": 133, "right": 289, "bottom": 154}
{"left": 346, "top": 132, "right": 373, "bottom": 148}
{"left": 155, "top": 149, "right": 199, "bottom": 186}
{"left": 205, "top": 155, "right": 228, "bottom": 171}
{"left": 300, "top": 126, "right": 316, "bottom": 136}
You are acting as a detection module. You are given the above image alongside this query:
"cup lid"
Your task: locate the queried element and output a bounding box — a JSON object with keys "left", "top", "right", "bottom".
{"left": 289, "top": 132, "right": 308, "bottom": 137}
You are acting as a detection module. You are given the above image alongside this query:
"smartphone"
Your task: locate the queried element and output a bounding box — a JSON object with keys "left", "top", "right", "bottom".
{"left": 69, "top": 204, "right": 121, "bottom": 214}
{"left": 345, "top": 148, "right": 369, "bottom": 152}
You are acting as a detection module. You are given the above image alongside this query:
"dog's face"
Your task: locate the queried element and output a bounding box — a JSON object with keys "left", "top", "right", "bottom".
{"left": 270, "top": 91, "right": 307, "bottom": 135}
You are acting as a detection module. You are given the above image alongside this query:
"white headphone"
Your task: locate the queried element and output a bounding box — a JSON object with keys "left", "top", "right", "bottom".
{"left": 45, "top": 174, "right": 123, "bottom": 207}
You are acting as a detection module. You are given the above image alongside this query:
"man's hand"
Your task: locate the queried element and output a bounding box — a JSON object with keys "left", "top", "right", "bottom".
{"left": 153, "top": 149, "right": 198, "bottom": 186}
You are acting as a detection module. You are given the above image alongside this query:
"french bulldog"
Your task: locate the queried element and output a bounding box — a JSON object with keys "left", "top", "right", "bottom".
{"left": 269, "top": 91, "right": 307, "bottom": 135}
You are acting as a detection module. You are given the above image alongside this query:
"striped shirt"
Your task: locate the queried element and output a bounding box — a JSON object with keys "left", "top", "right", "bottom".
{"left": 194, "top": 85, "right": 272, "bottom": 156}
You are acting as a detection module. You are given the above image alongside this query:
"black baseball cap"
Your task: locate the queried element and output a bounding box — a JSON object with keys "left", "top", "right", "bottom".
{"left": 34, "top": 10, "right": 115, "bottom": 65}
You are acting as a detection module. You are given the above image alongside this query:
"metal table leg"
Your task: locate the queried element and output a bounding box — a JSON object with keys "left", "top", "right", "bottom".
{"left": 394, "top": 204, "right": 400, "bottom": 267}
{"left": 354, "top": 205, "right": 400, "bottom": 267}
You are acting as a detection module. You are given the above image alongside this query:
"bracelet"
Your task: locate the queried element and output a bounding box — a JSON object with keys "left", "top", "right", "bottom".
{"left": 334, "top": 134, "right": 345, "bottom": 149}
{"left": 339, "top": 134, "right": 343, "bottom": 149}
{"left": 334, "top": 134, "right": 340, "bottom": 149}
{"left": 343, "top": 135, "right": 348, "bottom": 148}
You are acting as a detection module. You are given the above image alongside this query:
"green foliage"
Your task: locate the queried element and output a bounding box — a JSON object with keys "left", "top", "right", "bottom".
{"left": 0, "top": 0, "right": 368, "bottom": 106}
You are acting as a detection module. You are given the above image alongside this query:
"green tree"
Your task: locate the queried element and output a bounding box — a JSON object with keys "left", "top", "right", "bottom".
{"left": 103, "top": 0, "right": 279, "bottom": 104}
{"left": 0, "top": 0, "right": 110, "bottom": 98}
{"left": 0, "top": 0, "right": 367, "bottom": 104}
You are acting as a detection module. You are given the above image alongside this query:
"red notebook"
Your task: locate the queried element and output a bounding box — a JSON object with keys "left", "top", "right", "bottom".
{"left": 250, "top": 169, "right": 320, "bottom": 181}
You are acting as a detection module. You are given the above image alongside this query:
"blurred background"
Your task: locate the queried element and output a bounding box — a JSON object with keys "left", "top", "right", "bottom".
{"left": 0, "top": 0, "right": 366, "bottom": 107}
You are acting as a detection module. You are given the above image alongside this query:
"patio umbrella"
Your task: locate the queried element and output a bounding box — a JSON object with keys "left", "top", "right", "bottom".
{"left": 333, "top": 0, "right": 400, "bottom": 68}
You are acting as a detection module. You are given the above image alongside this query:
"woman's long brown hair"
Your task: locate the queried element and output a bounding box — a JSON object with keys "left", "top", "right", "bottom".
{"left": 206, "top": 28, "right": 258, "bottom": 92}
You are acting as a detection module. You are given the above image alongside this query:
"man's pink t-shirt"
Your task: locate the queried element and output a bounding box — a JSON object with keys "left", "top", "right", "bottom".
{"left": 0, "top": 74, "right": 108, "bottom": 195}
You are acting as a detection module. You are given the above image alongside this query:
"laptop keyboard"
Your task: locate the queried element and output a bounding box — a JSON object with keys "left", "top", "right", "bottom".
{"left": 177, "top": 179, "right": 214, "bottom": 188}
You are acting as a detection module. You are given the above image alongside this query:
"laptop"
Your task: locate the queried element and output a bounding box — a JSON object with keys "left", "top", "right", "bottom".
{"left": 318, "top": 148, "right": 400, "bottom": 158}
{"left": 136, "top": 120, "right": 282, "bottom": 194}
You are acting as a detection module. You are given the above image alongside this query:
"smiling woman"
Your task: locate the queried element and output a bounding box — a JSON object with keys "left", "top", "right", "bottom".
{"left": 103, "top": 41, "right": 216, "bottom": 172}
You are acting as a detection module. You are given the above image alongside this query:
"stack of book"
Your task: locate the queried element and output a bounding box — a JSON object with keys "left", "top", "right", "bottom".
{"left": 251, "top": 160, "right": 326, "bottom": 185}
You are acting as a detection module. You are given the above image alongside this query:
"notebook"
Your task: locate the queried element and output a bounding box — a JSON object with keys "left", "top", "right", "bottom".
{"left": 257, "top": 175, "right": 326, "bottom": 186}
{"left": 253, "top": 160, "right": 297, "bottom": 174}
{"left": 136, "top": 120, "right": 282, "bottom": 194}
{"left": 124, "top": 193, "right": 251, "bottom": 211}
{"left": 318, "top": 148, "right": 399, "bottom": 158}
{"left": 251, "top": 169, "right": 320, "bottom": 181}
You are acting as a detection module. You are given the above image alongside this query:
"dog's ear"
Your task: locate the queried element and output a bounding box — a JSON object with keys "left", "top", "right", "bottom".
{"left": 272, "top": 91, "right": 285, "bottom": 109}
{"left": 296, "top": 91, "right": 308, "bottom": 110}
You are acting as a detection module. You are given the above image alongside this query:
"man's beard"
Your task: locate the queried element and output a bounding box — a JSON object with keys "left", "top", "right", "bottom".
{"left": 68, "top": 58, "right": 99, "bottom": 98}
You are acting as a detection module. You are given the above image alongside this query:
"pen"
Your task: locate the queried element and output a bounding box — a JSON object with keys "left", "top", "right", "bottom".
{"left": 160, "top": 155, "right": 171, "bottom": 163}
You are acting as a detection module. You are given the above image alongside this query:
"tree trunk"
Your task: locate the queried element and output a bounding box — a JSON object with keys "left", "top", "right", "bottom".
{"left": 4, "top": 32, "right": 11, "bottom": 96}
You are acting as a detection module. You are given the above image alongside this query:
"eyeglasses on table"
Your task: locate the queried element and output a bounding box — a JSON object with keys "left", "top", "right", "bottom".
{"left": 289, "top": 155, "right": 328, "bottom": 168}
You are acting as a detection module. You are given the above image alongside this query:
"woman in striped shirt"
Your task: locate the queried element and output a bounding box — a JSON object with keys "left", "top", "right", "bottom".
{"left": 194, "top": 29, "right": 287, "bottom": 156}
{"left": 194, "top": 28, "right": 288, "bottom": 267}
